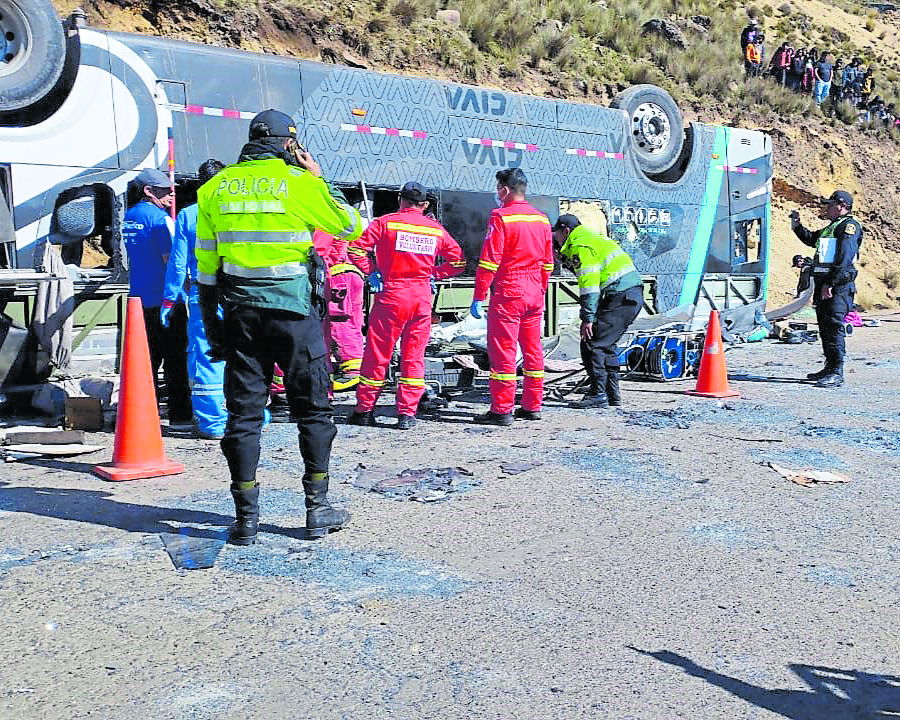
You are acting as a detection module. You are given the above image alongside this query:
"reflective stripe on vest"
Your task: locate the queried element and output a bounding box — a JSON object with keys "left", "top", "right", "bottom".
{"left": 197, "top": 237, "right": 218, "bottom": 252}
{"left": 576, "top": 246, "right": 636, "bottom": 293}
{"left": 217, "top": 230, "right": 312, "bottom": 245}
{"left": 500, "top": 214, "right": 551, "bottom": 225}
{"left": 222, "top": 261, "right": 308, "bottom": 279}
{"left": 336, "top": 211, "right": 361, "bottom": 240}
{"left": 219, "top": 201, "right": 286, "bottom": 214}
{"left": 329, "top": 262, "right": 364, "bottom": 277}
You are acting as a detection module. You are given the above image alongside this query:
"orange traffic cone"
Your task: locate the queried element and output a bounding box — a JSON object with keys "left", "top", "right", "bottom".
{"left": 94, "top": 297, "right": 185, "bottom": 481}
{"left": 686, "top": 310, "right": 740, "bottom": 399}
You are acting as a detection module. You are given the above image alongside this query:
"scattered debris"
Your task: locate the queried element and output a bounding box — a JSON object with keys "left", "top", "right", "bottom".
{"left": 159, "top": 529, "right": 227, "bottom": 570}
{"left": 767, "top": 461, "right": 851, "bottom": 488}
{"left": 709, "top": 433, "right": 783, "bottom": 443}
{"left": 351, "top": 465, "right": 478, "bottom": 502}
{"left": 2, "top": 429, "right": 85, "bottom": 445}
{"left": 2, "top": 443, "right": 103, "bottom": 461}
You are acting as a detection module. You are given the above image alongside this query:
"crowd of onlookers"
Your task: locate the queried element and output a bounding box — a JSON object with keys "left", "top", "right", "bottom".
{"left": 740, "top": 18, "right": 900, "bottom": 130}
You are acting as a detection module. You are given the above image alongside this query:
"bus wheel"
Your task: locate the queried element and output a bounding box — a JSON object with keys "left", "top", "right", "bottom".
{"left": 0, "top": 0, "right": 66, "bottom": 112}
{"left": 611, "top": 84, "right": 685, "bottom": 177}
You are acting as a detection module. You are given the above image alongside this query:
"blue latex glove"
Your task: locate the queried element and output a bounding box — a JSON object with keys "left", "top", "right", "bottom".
{"left": 430, "top": 277, "right": 437, "bottom": 295}
{"left": 160, "top": 303, "right": 173, "bottom": 328}
{"left": 368, "top": 270, "right": 384, "bottom": 293}
{"left": 470, "top": 300, "right": 482, "bottom": 319}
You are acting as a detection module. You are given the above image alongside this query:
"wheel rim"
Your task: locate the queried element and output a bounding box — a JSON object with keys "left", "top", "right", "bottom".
{"left": 630, "top": 102, "right": 671, "bottom": 155}
{"left": 0, "top": 1, "right": 32, "bottom": 79}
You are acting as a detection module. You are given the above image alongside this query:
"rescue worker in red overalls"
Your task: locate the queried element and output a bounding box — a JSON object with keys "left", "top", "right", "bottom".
{"left": 470, "top": 168, "right": 553, "bottom": 426}
{"left": 314, "top": 230, "right": 366, "bottom": 391}
{"left": 345, "top": 181, "right": 465, "bottom": 430}
{"left": 270, "top": 231, "right": 365, "bottom": 401}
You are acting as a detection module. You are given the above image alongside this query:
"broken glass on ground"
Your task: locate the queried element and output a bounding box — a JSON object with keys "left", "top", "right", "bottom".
{"left": 350, "top": 465, "right": 478, "bottom": 502}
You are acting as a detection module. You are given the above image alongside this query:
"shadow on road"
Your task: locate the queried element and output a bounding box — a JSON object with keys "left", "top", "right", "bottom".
{"left": 0, "top": 481, "right": 307, "bottom": 541}
{"left": 631, "top": 647, "right": 900, "bottom": 719}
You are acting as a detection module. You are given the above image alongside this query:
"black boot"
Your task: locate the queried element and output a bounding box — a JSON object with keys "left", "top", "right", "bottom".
{"left": 806, "top": 366, "right": 832, "bottom": 381}
{"left": 605, "top": 371, "right": 622, "bottom": 406}
{"left": 303, "top": 473, "right": 350, "bottom": 539}
{"left": 474, "top": 410, "right": 513, "bottom": 426}
{"left": 816, "top": 365, "right": 844, "bottom": 388}
{"left": 514, "top": 408, "right": 541, "bottom": 420}
{"left": 396, "top": 414, "right": 417, "bottom": 430}
{"left": 228, "top": 485, "right": 259, "bottom": 546}
{"left": 346, "top": 410, "right": 377, "bottom": 426}
{"left": 572, "top": 391, "right": 609, "bottom": 409}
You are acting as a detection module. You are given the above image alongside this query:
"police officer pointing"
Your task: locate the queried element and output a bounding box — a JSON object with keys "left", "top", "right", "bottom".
{"left": 196, "top": 109, "right": 363, "bottom": 544}
{"left": 790, "top": 190, "right": 862, "bottom": 388}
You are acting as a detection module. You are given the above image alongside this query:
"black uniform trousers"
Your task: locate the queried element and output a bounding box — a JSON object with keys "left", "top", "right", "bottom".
{"left": 142, "top": 304, "right": 191, "bottom": 421}
{"left": 812, "top": 277, "right": 855, "bottom": 372}
{"left": 580, "top": 285, "right": 643, "bottom": 392}
{"left": 221, "top": 304, "right": 336, "bottom": 489}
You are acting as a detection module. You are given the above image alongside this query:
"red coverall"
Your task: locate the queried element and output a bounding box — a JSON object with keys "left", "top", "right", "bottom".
{"left": 313, "top": 230, "right": 365, "bottom": 378}
{"left": 474, "top": 200, "right": 553, "bottom": 415}
{"left": 348, "top": 207, "right": 465, "bottom": 415}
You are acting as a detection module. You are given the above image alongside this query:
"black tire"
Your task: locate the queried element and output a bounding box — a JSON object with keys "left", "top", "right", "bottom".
{"left": 0, "top": 0, "right": 65, "bottom": 113}
{"left": 610, "top": 84, "right": 685, "bottom": 176}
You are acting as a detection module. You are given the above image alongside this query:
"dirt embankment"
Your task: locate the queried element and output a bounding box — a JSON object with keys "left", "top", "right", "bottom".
{"left": 54, "top": 0, "right": 900, "bottom": 309}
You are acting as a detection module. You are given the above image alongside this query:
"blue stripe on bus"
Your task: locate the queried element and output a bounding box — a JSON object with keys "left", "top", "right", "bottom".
{"left": 679, "top": 126, "right": 728, "bottom": 306}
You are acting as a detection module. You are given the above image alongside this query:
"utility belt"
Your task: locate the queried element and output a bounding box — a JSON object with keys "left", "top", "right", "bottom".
{"left": 813, "top": 265, "right": 857, "bottom": 286}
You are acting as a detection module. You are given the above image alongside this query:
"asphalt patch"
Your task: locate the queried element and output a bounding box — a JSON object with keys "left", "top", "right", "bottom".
{"left": 218, "top": 537, "right": 469, "bottom": 599}
{"left": 802, "top": 425, "right": 900, "bottom": 457}
{"left": 558, "top": 448, "right": 682, "bottom": 496}
{"left": 752, "top": 448, "right": 849, "bottom": 470}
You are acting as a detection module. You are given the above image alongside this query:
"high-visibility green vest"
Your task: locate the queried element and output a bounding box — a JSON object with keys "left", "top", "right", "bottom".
{"left": 560, "top": 225, "right": 641, "bottom": 297}
{"left": 196, "top": 158, "right": 362, "bottom": 312}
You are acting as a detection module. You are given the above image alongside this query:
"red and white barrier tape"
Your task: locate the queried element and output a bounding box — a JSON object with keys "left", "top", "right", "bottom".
{"left": 166, "top": 103, "right": 257, "bottom": 120}
{"left": 341, "top": 123, "right": 428, "bottom": 138}
{"left": 466, "top": 138, "right": 538, "bottom": 152}
{"left": 565, "top": 148, "right": 624, "bottom": 159}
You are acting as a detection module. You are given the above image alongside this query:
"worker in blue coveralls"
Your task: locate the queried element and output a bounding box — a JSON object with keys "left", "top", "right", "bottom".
{"left": 161, "top": 160, "right": 228, "bottom": 438}
{"left": 123, "top": 168, "right": 191, "bottom": 425}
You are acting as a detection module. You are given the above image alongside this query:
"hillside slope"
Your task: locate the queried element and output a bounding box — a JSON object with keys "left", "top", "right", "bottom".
{"left": 54, "top": 0, "right": 900, "bottom": 308}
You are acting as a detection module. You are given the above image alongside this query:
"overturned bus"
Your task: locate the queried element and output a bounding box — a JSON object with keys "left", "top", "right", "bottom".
{"left": 0, "top": 1, "right": 772, "bottom": 388}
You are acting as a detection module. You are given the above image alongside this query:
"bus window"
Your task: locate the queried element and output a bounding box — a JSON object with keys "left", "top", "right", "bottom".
{"left": 732, "top": 217, "right": 761, "bottom": 267}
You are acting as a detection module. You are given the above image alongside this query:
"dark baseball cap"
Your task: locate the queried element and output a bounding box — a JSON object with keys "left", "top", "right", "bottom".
{"left": 134, "top": 168, "right": 171, "bottom": 189}
{"left": 399, "top": 181, "right": 427, "bottom": 203}
{"left": 249, "top": 109, "right": 297, "bottom": 140}
{"left": 552, "top": 214, "right": 581, "bottom": 232}
{"left": 822, "top": 190, "right": 853, "bottom": 209}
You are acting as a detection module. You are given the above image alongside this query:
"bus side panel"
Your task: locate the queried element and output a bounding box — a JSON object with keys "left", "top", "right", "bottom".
{"left": 447, "top": 117, "right": 563, "bottom": 194}
{"left": 300, "top": 64, "right": 451, "bottom": 188}
{"left": 114, "top": 34, "right": 303, "bottom": 173}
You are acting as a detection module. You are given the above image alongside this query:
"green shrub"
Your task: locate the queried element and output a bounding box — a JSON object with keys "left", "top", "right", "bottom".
{"left": 834, "top": 99, "right": 860, "bottom": 124}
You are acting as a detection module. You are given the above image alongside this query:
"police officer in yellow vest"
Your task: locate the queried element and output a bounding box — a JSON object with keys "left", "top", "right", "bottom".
{"left": 553, "top": 214, "right": 643, "bottom": 408}
{"left": 196, "top": 109, "right": 363, "bottom": 545}
{"left": 790, "top": 190, "right": 862, "bottom": 388}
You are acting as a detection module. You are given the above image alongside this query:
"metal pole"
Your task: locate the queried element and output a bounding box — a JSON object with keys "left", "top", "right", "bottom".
{"left": 167, "top": 127, "right": 176, "bottom": 222}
